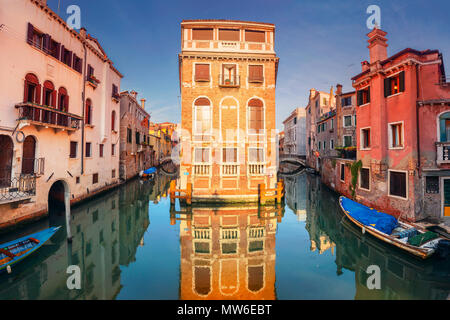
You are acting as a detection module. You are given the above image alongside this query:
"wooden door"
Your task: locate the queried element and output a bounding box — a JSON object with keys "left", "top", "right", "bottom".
{"left": 22, "top": 136, "right": 36, "bottom": 175}
{"left": 0, "top": 135, "right": 13, "bottom": 187}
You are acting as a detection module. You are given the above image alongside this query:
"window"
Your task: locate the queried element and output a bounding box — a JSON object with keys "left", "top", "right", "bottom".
{"left": 85, "top": 99, "right": 92, "bottom": 125}
{"left": 218, "top": 29, "right": 239, "bottom": 41}
{"left": 58, "top": 87, "right": 69, "bottom": 112}
{"left": 294, "top": 117, "right": 297, "bottom": 125}
{"left": 331, "top": 139, "right": 334, "bottom": 149}
{"left": 323, "top": 98, "right": 327, "bottom": 105}
{"left": 27, "top": 23, "right": 44, "bottom": 50}
{"left": 92, "top": 173, "right": 98, "bottom": 184}
{"left": 76, "top": 176, "right": 80, "bottom": 184}
{"left": 323, "top": 140, "right": 327, "bottom": 150}
{"left": 249, "top": 148, "right": 264, "bottom": 162}
{"left": 111, "top": 110, "right": 116, "bottom": 131}
{"left": 23, "top": 73, "right": 40, "bottom": 104}
{"left": 425, "top": 176, "right": 439, "bottom": 194}
{"left": 330, "top": 119, "right": 334, "bottom": 129}
{"left": 361, "top": 128, "right": 371, "bottom": 149}
{"left": 222, "top": 148, "right": 237, "bottom": 163}
{"left": 340, "top": 163, "right": 345, "bottom": 181}
{"left": 360, "top": 168, "right": 370, "bottom": 190}
{"left": 111, "top": 144, "right": 116, "bottom": 156}
{"left": 384, "top": 71, "right": 405, "bottom": 97}
{"left": 192, "top": 28, "right": 213, "bottom": 40}
{"left": 87, "top": 64, "right": 94, "bottom": 80}
{"left": 248, "top": 65, "right": 263, "bottom": 83}
{"left": 357, "top": 87, "right": 370, "bottom": 106}
{"left": 194, "top": 148, "right": 210, "bottom": 163}
{"left": 99, "top": 144, "right": 104, "bottom": 157}
{"left": 127, "top": 128, "right": 132, "bottom": 143}
{"left": 318, "top": 141, "right": 321, "bottom": 150}
{"left": 344, "top": 115, "right": 352, "bottom": 127}
{"left": 342, "top": 96, "right": 352, "bottom": 107}
{"left": 245, "top": 30, "right": 265, "bottom": 42}
{"left": 112, "top": 84, "right": 119, "bottom": 98}
{"left": 221, "top": 64, "right": 237, "bottom": 86}
{"left": 112, "top": 169, "right": 116, "bottom": 178}
{"left": 70, "top": 141, "right": 77, "bottom": 158}
{"left": 344, "top": 135, "right": 352, "bottom": 147}
{"left": 72, "top": 55, "right": 82, "bottom": 73}
{"left": 389, "top": 122, "right": 404, "bottom": 148}
{"left": 195, "top": 64, "right": 210, "bottom": 81}
{"left": 135, "top": 131, "right": 140, "bottom": 145}
{"left": 85, "top": 142, "right": 92, "bottom": 157}
{"left": 439, "top": 112, "right": 450, "bottom": 142}
{"left": 248, "top": 98, "right": 264, "bottom": 134}
{"left": 389, "top": 171, "right": 407, "bottom": 199}
{"left": 49, "top": 39, "right": 60, "bottom": 59}
{"left": 62, "top": 47, "right": 72, "bottom": 67}
{"left": 43, "top": 80, "right": 55, "bottom": 107}
{"left": 194, "top": 98, "right": 211, "bottom": 136}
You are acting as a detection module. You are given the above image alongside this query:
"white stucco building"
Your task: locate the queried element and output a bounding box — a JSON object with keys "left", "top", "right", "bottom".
{"left": 282, "top": 107, "right": 306, "bottom": 156}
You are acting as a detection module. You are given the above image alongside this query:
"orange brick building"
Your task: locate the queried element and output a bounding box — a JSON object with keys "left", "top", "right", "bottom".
{"left": 178, "top": 20, "right": 279, "bottom": 202}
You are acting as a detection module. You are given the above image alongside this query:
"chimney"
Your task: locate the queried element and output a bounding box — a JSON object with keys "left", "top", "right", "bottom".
{"left": 130, "top": 90, "right": 138, "bottom": 99}
{"left": 336, "top": 84, "right": 343, "bottom": 95}
{"left": 361, "top": 60, "right": 370, "bottom": 72}
{"left": 309, "top": 88, "right": 316, "bottom": 100}
{"left": 141, "top": 99, "right": 146, "bottom": 109}
{"left": 38, "top": 0, "right": 48, "bottom": 6}
{"left": 80, "top": 27, "right": 87, "bottom": 39}
{"left": 367, "top": 27, "right": 388, "bottom": 63}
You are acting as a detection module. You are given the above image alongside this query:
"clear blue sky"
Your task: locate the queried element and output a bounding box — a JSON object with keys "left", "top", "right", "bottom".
{"left": 47, "top": 0, "right": 450, "bottom": 129}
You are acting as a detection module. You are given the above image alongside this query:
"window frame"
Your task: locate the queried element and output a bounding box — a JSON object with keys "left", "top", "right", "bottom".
{"left": 340, "top": 163, "right": 345, "bottom": 182}
{"left": 343, "top": 135, "right": 353, "bottom": 147}
{"left": 247, "top": 64, "right": 264, "bottom": 84}
{"left": 248, "top": 147, "right": 265, "bottom": 164}
{"left": 343, "top": 115, "right": 353, "bottom": 128}
{"left": 388, "top": 169, "right": 408, "bottom": 200}
{"left": 247, "top": 98, "right": 265, "bottom": 135}
{"left": 360, "top": 127, "right": 371, "bottom": 150}
{"left": 193, "top": 62, "right": 211, "bottom": 82}
{"left": 359, "top": 167, "right": 370, "bottom": 191}
{"left": 221, "top": 147, "right": 239, "bottom": 164}
{"left": 69, "top": 141, "right": 77, "bottom": 159}
{"left": 193, "top": 147, "right": 211, "bottom": 164}
{"left": 388, "top": 121, "right": 405, "bottom": 150}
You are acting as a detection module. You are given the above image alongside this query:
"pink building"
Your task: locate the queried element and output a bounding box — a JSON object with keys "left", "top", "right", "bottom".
{"left": 0, "top": 0, "right": 122, "bottom": 233}
{"left": 352, "top": 27, "right": 450, "bottom": 222}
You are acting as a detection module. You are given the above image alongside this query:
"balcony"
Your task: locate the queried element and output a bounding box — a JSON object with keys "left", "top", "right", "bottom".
{"left": 182, "top": 40, "right": 274, "bottom": 53}
{"left": 436, "top": 142, "right": 450, "bottom": 165}
{"left": 16, "top": 102, "right": 82, "bottom": 133}
{"left": 222, "top": 164, "right": 239, "bottom": 176}
{"left": 218, "top": 74, "right": 240, "bottom": 88}
{"left": 193, "top": 164, "right": 210, "bottom": 175}
{"left": 248, "top": 163, "right": 265, "bottom": 175}
{"left": 86, "top": 75, "right": 100, "bottom": 89}
{"left": 0, "top": 174, "right": 36, "bottom": 205}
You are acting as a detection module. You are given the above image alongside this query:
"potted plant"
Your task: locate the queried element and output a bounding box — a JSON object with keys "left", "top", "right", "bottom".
{"left": 225, "top": 78, "right": 231, "bottom": 85}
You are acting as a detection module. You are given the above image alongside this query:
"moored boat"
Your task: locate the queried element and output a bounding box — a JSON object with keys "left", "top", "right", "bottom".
{"left": 0, "top": 226, "right": 61, "bottom": 273}
{"left": 339, "top": 196, "right": 446, "bottom": 259}
{"left": 139, "top": 167, "right": 157, "bottom": 179}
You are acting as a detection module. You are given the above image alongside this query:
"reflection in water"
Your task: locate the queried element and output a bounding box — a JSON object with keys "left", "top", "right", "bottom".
{"left": 0, "top": 172, "right": 448, "bottom": 300}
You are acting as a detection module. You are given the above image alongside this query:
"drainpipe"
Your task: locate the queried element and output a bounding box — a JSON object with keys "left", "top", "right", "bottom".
{"left": 81, "top": 30, "right": 87, "bottom": 175}
{"left": 416, "top": 63, "right": 421, "bottom": 178}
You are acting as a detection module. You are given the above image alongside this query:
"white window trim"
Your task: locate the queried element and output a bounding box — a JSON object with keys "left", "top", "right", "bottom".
{"left": 343, "top": 135, "right": 353, "bottom": 147}
{"left": 360, "top": 126, "right": 371, "bottom": 151}
{"left": 193, "top": 147, "right": 212, "bottom": 165}
{"left": 388, "top": 120, "right": 405, "bottom": 150}
{"left": 340, "top": 163, "right": 345, "bottom": 182}
{"left": 388, "top": 169, "right": 408, "bottom": 200}
{"left": 343, "top": 115, "right": 353, "bottom": 128}
{"left": 220, "top": 63, "right": 239, "bottom": 86}
{"left": 437, "top": 111, "right": 450, "bottom": 142}
{"left": 248, "top": 147, "right": 265, "bottom": 164}
{"left": 220, "top": 147, "right": 239, "bottom": 164}
{"left": 192, "top": 62, "right": 212, "bottom": 88}
{"left": 359, "top": 167, "right": 370, "bottom": 191}
{"left": 193, "top": 97, "right": 213, "bottom": 139}
{"left": 246, "top": 96, "right": 265, "bottom": 136}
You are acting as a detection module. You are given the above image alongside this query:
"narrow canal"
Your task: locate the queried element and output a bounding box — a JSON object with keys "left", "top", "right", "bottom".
{"left": 0, "top": 172, "right": 449, "bottom": 300}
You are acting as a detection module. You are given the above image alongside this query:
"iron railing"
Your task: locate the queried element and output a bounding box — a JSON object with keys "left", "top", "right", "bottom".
{"left": 0, "top": 174, "right": 36, "bottom": 202}
{"left": 16, "top": 102, "right": 82, "bottom": 130}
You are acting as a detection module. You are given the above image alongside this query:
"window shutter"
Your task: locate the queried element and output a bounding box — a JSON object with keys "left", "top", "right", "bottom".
{"left": 43, "top": 34, "right": 51, "bottom": 53}
{"left": 367, "top": 87, "right": 370, "bottom": 103}
{"left": 54, "top": 42, "right": 61, "bottom": 60}
{"left": 195, "top": 64, "right": 209, "bottom": 81}
{"left": 35, "top": 84, "right": 41, "bottom": 104}
{"left": 27, "top": 23, "right": 34, "bottom": 45}
{"left": 357, "top": 91, "right": 362, "bottom": 106}
{"left": 399, "top": 71, "right": 405, "bottom": 92}
{"left": 60, "top": 45, "right": 65, "bottom": 62}
{"left": 65, "top": 95, "right": 69, "bottom": 112}
{"left": 67, "top": 51, "right": 73, "bottom": 67}
{"left": 51, "top": 90, "right": 57, "bottom": 107}
{"left": 23, "top": 80, "right": 29, "bottom": 103}
{"left": 384, "top": 78, "right": 390, "bottom": 97}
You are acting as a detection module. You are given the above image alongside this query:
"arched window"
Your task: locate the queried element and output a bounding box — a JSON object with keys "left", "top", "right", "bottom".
{"left": 58, "top": 87, "right": 69, "bottom": 112}
{"left": 194, "top": 98, "right": 211, "bottom": 137}
{"left": 247, "top": 265, "right": 264, "bottom": 292}
{"left": 23, "top": 73, "right": 40, "bottom": 104}
{"left": 43, "top": 80, "right": 55, "bottom": 107}
{"left": 111, "top": 110, "right": 116, "bottom": 131}
{"left": 248, "top": 98, "right": 264, "bottom": 134}
{"left": 439, "top": 112, "right": 450, "bottom": 142}
{"left": 194, "top": 266, "right": 211, "bottom": 296}
{"left": 85, "top": 99, "right": 92, "bottom": 125}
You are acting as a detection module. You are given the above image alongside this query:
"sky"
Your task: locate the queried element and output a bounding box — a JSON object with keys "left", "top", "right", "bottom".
{"left": 46, "top": 0, "right": 450, "bottom": 129}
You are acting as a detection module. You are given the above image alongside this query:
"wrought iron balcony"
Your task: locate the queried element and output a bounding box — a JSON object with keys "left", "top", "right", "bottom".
{"left": 0, "top": 174, "right": 36, "bottom": 205}
{"left": 436, "top": 142, "right": 450, "bottom": 165}
{"left": 16, "top": 102, "right": 82, "bottom": 132}
{"left": 218, "top": 74, "right": 240, "bottom": 87}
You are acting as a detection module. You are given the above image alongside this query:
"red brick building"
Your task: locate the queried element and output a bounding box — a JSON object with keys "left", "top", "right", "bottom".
{"left": 178, "top": 20, "right": 279, "bottom": 202}
{"left": 352, "top": 27, "right": 450, "bottom": 222}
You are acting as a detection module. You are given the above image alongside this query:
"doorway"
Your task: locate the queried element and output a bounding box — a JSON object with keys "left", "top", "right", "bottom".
{"left": 22, "top": 136, "right": 36, "bottom": 175}
{"left": 0, "top": 135, "right": 13, "bottom": 188}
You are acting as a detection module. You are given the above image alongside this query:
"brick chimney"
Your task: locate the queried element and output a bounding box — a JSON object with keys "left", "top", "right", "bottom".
{"left": 336, "top": 84, "right": 342, "bottom": 95}
{"left": 367, "top": 27, "right": 388, "bottom": 63}
{"left": 309, "top": 88, "right": 316, "bottom": 100}
{"left": 38, "top": 0, "right": 48, "bottom": 6}
{"left": 361, "top": 60, "right": 369, "bottom": 72}
{"left": 130, "top": 90, "right": 138, "bottom": 99}
{"left": 141, "top": 99, "right": 146, "bottom": 109}
{"left": 80, "top": 27, "right": 87, "bottom": 39}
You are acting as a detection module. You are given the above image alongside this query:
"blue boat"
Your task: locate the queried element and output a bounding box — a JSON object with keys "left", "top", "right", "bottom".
{"left": 0, "top": 226, "right": 61, "bottom": 273}
{"left": 339, "top": 197, "right": 444, "bottom": 259}
{"left": 139, "top": 167, "right": 157, "bottom": 178}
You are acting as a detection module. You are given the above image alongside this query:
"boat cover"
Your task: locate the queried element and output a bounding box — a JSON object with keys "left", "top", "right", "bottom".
{"left": 340, "top": 197, "right": 398, "bottom": 235}
{"left": 143, "top": 167, "right": 157, "bottom": 175}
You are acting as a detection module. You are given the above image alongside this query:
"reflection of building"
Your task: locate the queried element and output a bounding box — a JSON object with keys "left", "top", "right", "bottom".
{"left": 178, "top": 205, "right": 283, "bottom": 299}
{"left": 284, "top": 175, "right": 306, "bottom": 220}
{"left": 282, "top": 108, "right": 306, "bottom": 156}
{"left": 148, "top": 122, "right": 177, "bottom": 166}
{"left": 0, "top": 0, "right": 122, "bottom": 230}
{"left": 119, "top": 90, "right": 151, "bottom": 180}
{"left": 178, "top": 20, "right": 279, "bottom": 202}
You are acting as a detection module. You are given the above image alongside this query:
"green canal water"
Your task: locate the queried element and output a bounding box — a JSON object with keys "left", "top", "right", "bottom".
{"left": 0, "top": 173, "right": 449, "bottom": 300}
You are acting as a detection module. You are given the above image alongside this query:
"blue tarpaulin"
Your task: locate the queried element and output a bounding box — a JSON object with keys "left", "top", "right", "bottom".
{"left": 143, "top": 167, "right": 157, "bottom": 175}
{"left": 340, "top": 197, "right": 398, "bottom": 235}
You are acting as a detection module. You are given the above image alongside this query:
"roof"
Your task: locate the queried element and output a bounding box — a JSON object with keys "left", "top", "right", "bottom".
{"left": 181, "top": 19, "right": 274, "bottom": 27}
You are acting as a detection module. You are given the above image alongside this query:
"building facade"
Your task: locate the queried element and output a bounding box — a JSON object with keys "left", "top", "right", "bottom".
{"left": 0, "top": 0, "right": 122, "bottom": 230}
{"left": 119, "top": 90, "right": 151, "bottom": 181}
{"left": 352, "top": 28, "right": 450, "bottom": 222}
{"left": 282, "top": 107, "right": 306, "bottom": 156}
{"left": 178, "top": 20, "right": 279, "bottom": 202}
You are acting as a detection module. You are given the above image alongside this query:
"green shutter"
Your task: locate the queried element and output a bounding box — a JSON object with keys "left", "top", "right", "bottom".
{"left": 399, "top": 71, "right": 405, "bottom": 92}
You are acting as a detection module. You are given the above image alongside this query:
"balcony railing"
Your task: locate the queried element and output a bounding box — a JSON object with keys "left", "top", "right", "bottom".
{"left": 193, "top": 164, "right": 210, "bottom": 175}
{"left": 22, "top": 158, "right": 45, "bottom": 176}
{"left": 218, "top": 74, "right": 240, "bottom": 87}
{"left": 16, "top": 102, "right": 82, "bottom": 131}
{"left": 222, "top": 164, "right": 239, "bottom": 176}
{"left": 436, "top": 142, "right": 450, "bottom": 165}
{"left": 221, "top": 228, "right": 239, "bottom": 240}
{"left": 193, "top": 228, "right": 211, "bottom": 240}
{"left": 0, "top": 174, "right": 36, "bottom": 204}
{"left": 248, "top": 226, "right": 265, "bottom": 239}
{"left": 248, "top": 163, "right": 265, "bottom": 175}
{"left": 183, "top": 40, "right": 274, "bottom": 53}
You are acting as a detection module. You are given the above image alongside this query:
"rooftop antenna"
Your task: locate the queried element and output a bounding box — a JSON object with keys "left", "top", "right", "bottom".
{"left": 57, "top": 0, "right": 61, "bottom": 15}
